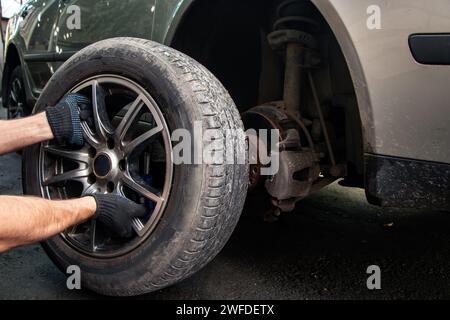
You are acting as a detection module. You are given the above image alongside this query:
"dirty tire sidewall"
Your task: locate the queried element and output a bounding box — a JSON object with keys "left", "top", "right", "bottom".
{"left": 22, "top": 38, "right": 248, "bottom": 296}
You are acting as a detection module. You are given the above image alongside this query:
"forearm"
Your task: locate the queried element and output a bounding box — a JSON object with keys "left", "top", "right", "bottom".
{"left": 0, "top": 112, "right": 54, "bottom": 155}
{"left": 0, "top": 196, "right": 96, "bottom": 252}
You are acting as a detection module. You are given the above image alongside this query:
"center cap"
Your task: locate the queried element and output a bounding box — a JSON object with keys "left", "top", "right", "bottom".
{"left": 93, "top": 154, "right": 112, "bottom": 178}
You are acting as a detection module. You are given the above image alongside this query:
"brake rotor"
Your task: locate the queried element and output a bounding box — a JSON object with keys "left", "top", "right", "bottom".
{"left": 242, "top": 104, "right": 320, "bottom": 212}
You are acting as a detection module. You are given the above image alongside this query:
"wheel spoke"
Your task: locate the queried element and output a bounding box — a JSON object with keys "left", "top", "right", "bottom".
{"left": 81, "top": 183, "right": 98, "bottom": 197}
{"left": 90, "top": 219, "right": 97, "bottom": 252}
{"left": 67, "top": 224, "right": 78, "bottom": 236}
{"left": 81, "top": 122, "right": 102, "bottom": 149}
{"left": 116, "top": 181, "right": 126, "bottom": 197}
{"left": 43, "top": 168, "right": 90, "bottom": 186}
{"left": 117, "top": 181, "right": 148, "bottom": 237}
{"left": 132, "top": 218, "right": 145, "bottom": 237}
{"left": 121, "top": 173, "right": 162, "bottom": 204}
{"left": 11, "top": 80, "right": 21, "bottom": 102}
{"left": 115, "top": 96, "right": 145, "bottom": 143}
{"left": 43, "top": 145, "right": 90, "bottom": 163}
{"left": 10, "top": 90, "right": 17, "bottom": 103}
{"left": 124, "top": 126, "right": 163, "bottom": 155}
{"left": 92, "top": 81, "right": 113, "bottom": 141}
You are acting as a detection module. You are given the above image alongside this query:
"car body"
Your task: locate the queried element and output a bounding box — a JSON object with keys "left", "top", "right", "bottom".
{"left": 3, "top": 0, "right": 450, "bottom": 209}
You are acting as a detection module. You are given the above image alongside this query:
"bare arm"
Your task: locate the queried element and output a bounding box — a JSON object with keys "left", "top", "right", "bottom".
{"left": 0, "top": 196, "right": 96, "bottom": 252}
{"left": 0, "top": 112, "right": 54, "bottom": 155}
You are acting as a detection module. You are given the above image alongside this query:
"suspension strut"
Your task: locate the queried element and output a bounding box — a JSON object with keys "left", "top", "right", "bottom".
{"left": 242, "top": 1, "right": 322, "bottom": 213}
{"left": 268, "top": 0, "right": 320, "bottom": 119}
{"left": 242, "top": 0, "right": 343, "bottom": 214}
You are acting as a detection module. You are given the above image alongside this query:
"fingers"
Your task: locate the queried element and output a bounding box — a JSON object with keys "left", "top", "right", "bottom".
{"left": 132, "top": 204, "right": 149, "bottom": 218}
{"left": 68, "top": 93, "right": 92, "bottom": 105}
{"left": 115, "top": 221, "right": 133, "bottom": 238}
{"left": 79, "top": 109, "right": 92, "bottom": 120}
{"left": 120, "top": 197, "right": 148, "bottom": 219}
{"left": 71, "top": 95, "right": 93, "bottom": 129}
{"left": 93, "top": 194, "right": 148, "bottom": 238}
{"left": 79, "top": 106, "right": 94, "bottom": 128}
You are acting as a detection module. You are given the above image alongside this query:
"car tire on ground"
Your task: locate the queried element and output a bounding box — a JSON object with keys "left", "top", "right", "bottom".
{"left": 22, "top": 37, "right": 248, "bottom": 296}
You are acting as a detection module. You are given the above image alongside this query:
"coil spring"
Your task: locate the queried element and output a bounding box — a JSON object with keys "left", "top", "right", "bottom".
{"left": 270, "top": 0, "right": 320, "bottom": 49}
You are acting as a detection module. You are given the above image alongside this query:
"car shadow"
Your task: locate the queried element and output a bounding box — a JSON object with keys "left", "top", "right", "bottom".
{"left": 141, "top": 183, "right": 450, "bottom": 300}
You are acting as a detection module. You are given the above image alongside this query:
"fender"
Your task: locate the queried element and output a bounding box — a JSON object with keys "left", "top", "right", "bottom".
{"left": 154, "top": 0, "right": 195, "bottom": 46}
{"left": 311, "top": 0, "right": 374, "bottom": 154}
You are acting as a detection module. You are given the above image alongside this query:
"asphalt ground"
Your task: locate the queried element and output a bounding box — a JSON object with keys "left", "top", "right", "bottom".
{"left": 0, "top": 144, "right": 449, "bottom": 299}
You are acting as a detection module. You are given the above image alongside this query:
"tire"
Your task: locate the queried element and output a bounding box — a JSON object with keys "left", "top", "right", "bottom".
{"left": 5, "top": 65, "right": 29, "bottom": 119}
{"left": 22, "top": 38, "right": 248, "bottom": 296}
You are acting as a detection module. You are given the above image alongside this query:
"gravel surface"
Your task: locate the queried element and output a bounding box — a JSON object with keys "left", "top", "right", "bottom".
{"left": 0, "top": 150, "right": 449, "bottom": 300}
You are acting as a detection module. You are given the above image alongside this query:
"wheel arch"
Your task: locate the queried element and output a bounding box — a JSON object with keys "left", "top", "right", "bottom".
{"left": 311, "top": 0, "right": 375, "bottom": 153}
{"left": 163, "top": 0, "right": 264, "bottom": 108}
{"left": 160, "top": 0, "right": 195, "bottom": 47}
{"left": 2, "top": 43, "right": 21, "bottom": 103}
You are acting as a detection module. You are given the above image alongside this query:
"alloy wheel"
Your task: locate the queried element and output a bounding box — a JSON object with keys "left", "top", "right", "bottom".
{"left": 38, "top": 75, "right": 173, "bottom": 258}
{"left": 8, "top": 78, "right": 26, "bottom": 119}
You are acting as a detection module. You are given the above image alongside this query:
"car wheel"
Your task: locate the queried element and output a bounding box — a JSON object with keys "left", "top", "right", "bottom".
{"left": 5, "top": 66, "right": 29, "bottom": 119}
{"left": 22, "top": 37, "right": 248, "bottom": 296}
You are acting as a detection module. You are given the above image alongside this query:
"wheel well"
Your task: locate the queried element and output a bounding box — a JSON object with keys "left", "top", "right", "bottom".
{"left": 172, "top": 0, "right": 263, "bottom": 108}
{"left": 2, "top": 44, "right": 21, "bottom": 103}
{"left": 171, "top": 0, "right": 364, "bottom": 179}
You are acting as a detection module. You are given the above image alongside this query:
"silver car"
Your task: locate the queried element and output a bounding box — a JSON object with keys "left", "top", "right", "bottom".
{"left": 1, "top": 0, "right": 449, "bottom": 296}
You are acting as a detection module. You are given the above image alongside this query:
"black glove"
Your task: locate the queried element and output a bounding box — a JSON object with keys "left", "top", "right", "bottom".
{"left": 92, "top": 194, "right": 148, "bottom": 238}
{"left": 45, "top": 93, "right": 92, "bottom": 146}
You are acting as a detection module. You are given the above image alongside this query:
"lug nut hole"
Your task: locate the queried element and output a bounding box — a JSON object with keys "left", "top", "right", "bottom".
{"left": 88, "top": 173, "right": 97, "bottom": 184}
{"left": 119, "top": 159, "right": 127, "bottom": 171}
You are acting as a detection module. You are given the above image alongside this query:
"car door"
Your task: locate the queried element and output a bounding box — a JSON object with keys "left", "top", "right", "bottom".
{"left": 54, "top": 0, "right": 156, "bottom": 58}
{"left": 20, "top": 0, "right": 61, "bottom": 94}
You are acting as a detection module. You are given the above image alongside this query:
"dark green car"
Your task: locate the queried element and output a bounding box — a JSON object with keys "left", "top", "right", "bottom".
{"left": 2, "top": 0, "right": 449, "bottom": 296}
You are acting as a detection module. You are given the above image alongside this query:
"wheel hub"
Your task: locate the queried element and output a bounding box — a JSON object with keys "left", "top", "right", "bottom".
{"left": 93, "top": 153, "right": 112, "bottom": 178}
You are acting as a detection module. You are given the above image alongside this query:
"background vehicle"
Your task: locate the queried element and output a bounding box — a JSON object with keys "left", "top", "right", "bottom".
{"left": 2, "top": 0, "right": 449, "bottom": 295}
